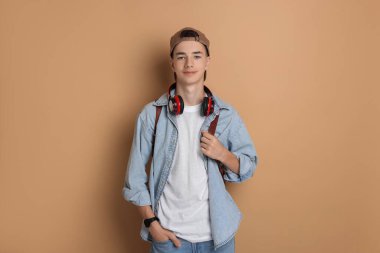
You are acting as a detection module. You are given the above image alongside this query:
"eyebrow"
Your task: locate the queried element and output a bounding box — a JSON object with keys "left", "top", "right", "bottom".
{"left": 175, "top": 51, "right": 203, "bottom": 56}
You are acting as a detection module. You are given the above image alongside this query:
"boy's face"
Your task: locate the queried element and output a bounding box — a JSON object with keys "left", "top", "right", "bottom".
{"left": 170, "top": 40, "right": 210, "bottom": 85}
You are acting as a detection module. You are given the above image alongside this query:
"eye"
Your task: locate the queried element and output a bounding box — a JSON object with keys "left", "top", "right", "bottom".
{"left": 195, "top": 55, "right": 202, "bottom": 59}
{"left": 177, "top": 56, "right": 185, "bottom": 60}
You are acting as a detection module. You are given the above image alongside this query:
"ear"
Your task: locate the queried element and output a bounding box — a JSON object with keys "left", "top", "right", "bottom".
{"left": 169, "top": 57, "right": 174, "bottom": 71}
{"left": 205, "top": 56, "right": 211, "bottom": 70}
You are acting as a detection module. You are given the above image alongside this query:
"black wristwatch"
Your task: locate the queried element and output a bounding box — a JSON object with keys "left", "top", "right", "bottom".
{"left": 144, "top": 216, "right": 160, "bottom": 228}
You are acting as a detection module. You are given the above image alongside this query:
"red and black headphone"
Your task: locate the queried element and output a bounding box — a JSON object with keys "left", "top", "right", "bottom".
{"left": 167, "top": 82, "right": 215, "bottom": 117}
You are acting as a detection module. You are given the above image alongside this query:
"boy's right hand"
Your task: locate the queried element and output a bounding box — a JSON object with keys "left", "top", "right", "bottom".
{"left": 149, "top": 221, "right": 182, "bottom": 248}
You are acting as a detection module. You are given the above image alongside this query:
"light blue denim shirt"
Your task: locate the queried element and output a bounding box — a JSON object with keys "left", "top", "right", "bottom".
{"left": 122, "top": 89, "right": 259, "bottom": 251}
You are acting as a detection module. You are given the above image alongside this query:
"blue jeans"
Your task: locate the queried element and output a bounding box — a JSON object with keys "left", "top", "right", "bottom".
{"left": 150, "top": 236, "right": 235, "bottom": 253}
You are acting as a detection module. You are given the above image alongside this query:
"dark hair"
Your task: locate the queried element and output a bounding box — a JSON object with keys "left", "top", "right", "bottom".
{"left": 170, "top": 29, "right": 210, "bottom": 81}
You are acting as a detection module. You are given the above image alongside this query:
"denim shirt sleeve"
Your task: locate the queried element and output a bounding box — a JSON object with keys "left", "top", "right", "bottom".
{"left": 122, "top": 105, "right": 153, "bottom": 206}
{"left": 222, "top": 111, "right": 259, "bottom": 183}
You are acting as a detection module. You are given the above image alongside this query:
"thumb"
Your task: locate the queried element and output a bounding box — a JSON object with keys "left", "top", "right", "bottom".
{"left": 169, "top": 233, "right": 181, "bottom": 248}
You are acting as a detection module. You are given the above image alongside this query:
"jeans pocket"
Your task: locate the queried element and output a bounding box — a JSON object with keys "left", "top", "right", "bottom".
{"left": 153, "top": 238, "right": 171, "bottom": 244}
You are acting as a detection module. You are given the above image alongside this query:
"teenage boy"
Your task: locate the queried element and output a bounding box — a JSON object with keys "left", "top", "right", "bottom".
{"left": 122, "top": 27, "right": 259, "bottom": 253}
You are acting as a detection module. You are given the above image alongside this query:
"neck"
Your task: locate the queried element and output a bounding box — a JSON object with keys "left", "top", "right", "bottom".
{"left": 175, "top": 81, "right": 206, "bottom": 106}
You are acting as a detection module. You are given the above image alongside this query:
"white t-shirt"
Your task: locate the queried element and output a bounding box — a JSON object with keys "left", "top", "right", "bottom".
{"left": 156, "top": 102, "right": 212, "bottom": 242}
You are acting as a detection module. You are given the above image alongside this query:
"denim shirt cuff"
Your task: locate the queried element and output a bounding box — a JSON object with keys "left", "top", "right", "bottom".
{"left": 223, "top": 152, "right": 257, "bottom": 183}
{"left": 122, "top": 188, "right": 152, "bottom": 206}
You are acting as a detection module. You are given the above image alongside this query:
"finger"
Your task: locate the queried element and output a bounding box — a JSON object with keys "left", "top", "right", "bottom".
{"left": 200, "top": 136, "right": 211, "bottom": 144}
{"left": 201, "top": 131, "right": 212, "bottom": 139}
{"left": 169, "top": 234, "right": 181, "bottom": 248}
{"left": 200, "top": 143, "right": 208, "bottom": 149}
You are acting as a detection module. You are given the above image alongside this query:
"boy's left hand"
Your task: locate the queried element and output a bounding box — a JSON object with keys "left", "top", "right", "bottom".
{"left": 200, "top": 131, "right": 227, "bottom": 161}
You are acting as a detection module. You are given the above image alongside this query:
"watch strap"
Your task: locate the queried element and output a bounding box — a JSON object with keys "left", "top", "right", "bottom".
{"left": 144, "top": 216, "right": 160, "bottom": 228}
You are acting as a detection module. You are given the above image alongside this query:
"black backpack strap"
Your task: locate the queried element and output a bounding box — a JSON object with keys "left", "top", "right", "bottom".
{"left": 152, "top": 106, "right": 162, "bottom": 157}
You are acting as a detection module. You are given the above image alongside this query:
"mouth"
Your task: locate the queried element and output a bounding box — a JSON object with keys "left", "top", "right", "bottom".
{"left": 183, "top": 71, "right": 198, "bottom": 75}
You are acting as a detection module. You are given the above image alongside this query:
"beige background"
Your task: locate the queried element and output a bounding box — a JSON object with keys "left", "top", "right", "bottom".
{"left": 0, "top": 0, "right": 379, "bottom": 252}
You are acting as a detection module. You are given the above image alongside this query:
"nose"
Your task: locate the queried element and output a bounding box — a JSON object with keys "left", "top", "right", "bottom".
{"left": 185, "top": 58, "right": 194, "bottom": 68}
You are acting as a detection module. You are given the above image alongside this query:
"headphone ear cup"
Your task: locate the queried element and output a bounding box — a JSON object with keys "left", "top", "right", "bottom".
{"left": 169, "top": 94, "right": 184, "bottom": 115}
{"left": 177, "top": 95, "right": 184, "bottom": 115}
{"left": 168, "top": 97, "right": 175, "bottom": 115}
{"left": 201, "top": 96, "right": 213, "bottom": 117}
